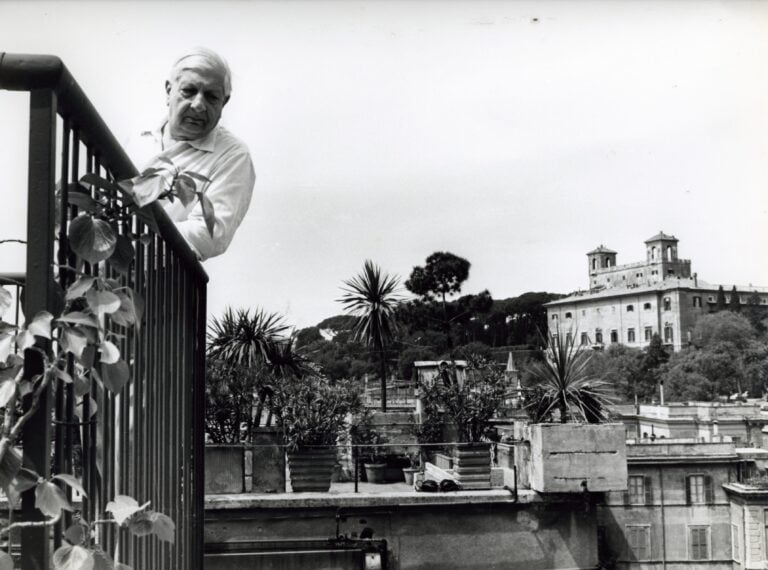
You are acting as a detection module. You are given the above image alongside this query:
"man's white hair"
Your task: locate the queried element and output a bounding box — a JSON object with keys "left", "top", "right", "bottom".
{"left": 169, "top": 48, "right": 232, "bottom": 97}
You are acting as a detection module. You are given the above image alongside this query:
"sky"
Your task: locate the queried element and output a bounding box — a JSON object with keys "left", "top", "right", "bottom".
{"left": 1, "top": 0, "right": 767, "bottom": 329}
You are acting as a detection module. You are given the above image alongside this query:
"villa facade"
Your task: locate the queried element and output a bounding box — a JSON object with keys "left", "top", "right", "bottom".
{"left": 545, "top": 232, "right": 768, "bottom": 351}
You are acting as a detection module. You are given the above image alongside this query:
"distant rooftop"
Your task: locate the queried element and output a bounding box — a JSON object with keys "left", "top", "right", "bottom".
{"left": 586, "top": 245, "right": 617, "bottom": 255}
{"left": 645, "top": 231, "right": 678, "bottom": 243}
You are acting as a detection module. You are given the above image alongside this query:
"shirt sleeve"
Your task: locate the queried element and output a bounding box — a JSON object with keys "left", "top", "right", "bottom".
{"left": 174, "top": 149, "right": 256, "bottom": 261}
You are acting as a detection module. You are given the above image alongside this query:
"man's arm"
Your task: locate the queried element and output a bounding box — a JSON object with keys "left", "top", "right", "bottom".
{"left": 175, "top": 149, "right": 256, "bottom": 261}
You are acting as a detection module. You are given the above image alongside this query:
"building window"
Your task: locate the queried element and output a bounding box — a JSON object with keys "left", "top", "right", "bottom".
{"left": 565, "top": 312, "right": 572, "bottom": 319}
{"left": 644, "top": 327, "right": 653, "bottom": 341}
{"left": 627, "top": 475, "right": 651, "bottom": 505}
{"left": 664, "top": 326, "right": 673, "bottom": 344}
{"left": 610, "top": 330, "right": 618, "bottom": 343}
{"left": 581, "top": 310, "right": 586, "bottom": 316}
{"left": 689, "top": 526, "right": 710, "bottom": 561}
{"left": 626, "top": 304, "right": 634, "bottom": 312}
{"left": 667, "top": 269, "right": 675, "bottom": 275}
{"left": 686, "top": 474, "right": 713, "bottom": 504}
{"left": 732, "top": 523, "right": 741, "bottom": 562}
{"left": 580, "top": 332, "right": 588, "bottom": 346}
{"left": 628, "top": 328, "right": 636, "bottom": 343}
{"left": 693, "top": 296, "right": 702, "bottom": 308}
{"left": 552, "top": 314, "right": 558, "bottom": 320}
{"left": 663, "top": 297, "right": 671, "bottom": 311}
{"left": 644, "top": 302, "right": 652, "bottom": 310}
{"left": 627, "top": 525, "right": 651, "bottom": 561}
{"left": 565, "top": 333, "right": 572, "bottom": 346}
{"left": 595, "top": 330, "right": 603, "bottom": 344}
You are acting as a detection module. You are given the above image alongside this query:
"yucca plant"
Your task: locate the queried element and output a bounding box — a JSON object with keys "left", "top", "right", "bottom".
{"left": 339, "top": 260, "right": 401, "bottom": 411}
{"left": 207, "top": 306, "right": 289, "bottom": 366}
{"left": 526, "top": 328, "right": 612, "bottom": 423}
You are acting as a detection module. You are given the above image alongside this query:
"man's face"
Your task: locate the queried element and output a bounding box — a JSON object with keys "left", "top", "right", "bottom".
{"left": 166, "top": 65, "right": 228, "bottom": 141}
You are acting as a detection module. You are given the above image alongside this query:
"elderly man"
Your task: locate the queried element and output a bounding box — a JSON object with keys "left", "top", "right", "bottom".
{"left": 128, "top": 48, "right": 255, "bottom": 261}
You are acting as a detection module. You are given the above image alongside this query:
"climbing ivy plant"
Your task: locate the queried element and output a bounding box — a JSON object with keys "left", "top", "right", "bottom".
{"left": 0, "top": 160, "right": 212, "bottom": 569}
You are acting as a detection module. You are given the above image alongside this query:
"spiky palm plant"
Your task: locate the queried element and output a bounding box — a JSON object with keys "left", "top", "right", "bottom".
{"left": 339, "top": 260, "right": 401, "bottom": 411}
{"left": 526, "top": 329, "right": 612, "bottom": 423}
{"left": 207, "top": 307, "right": 289, "bottom": 366}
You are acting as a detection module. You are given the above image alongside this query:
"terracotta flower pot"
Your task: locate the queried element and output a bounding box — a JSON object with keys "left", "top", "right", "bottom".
{"left": 364, "top": 463, "right": 387, "bottom": 484}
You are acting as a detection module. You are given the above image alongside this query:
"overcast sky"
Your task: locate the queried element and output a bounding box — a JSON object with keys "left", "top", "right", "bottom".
{"left": 1, "top": 0, "right": 767, "bottom": 329}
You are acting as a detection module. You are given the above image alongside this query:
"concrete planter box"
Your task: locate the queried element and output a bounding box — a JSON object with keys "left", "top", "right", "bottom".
{"left": 529, "top": 423, "right": 627, "bottom": 493}
{"left": 288, "top": 447, "right": 336, "bottom": 492}
{"left": 453, "top": 443, "right": 492, "bottom": 490}
{"left": 205, "top": 429, "right": 285, "bottom": 494}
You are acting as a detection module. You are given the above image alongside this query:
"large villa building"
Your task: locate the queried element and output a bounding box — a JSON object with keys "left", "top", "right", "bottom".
{"left": 545, "top": 232, "right": 768, "bottom": 351}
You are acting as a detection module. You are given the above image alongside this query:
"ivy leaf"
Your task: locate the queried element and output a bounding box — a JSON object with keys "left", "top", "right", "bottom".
{"left": 0, "top": 333, "right": 12, "bottom": 363}
{"left": 0, "top": 379, "right": 17, "bottom": 408}
{"left": 72, "top": 369, "right": 91, "bottom": 397}
{"left": 52, "top": 544, "right": 94, "bottom": 570}
{"left": 92, "top": 549, "right": 114, "bottom": 570}
{"left": 10, "top": 467, "right": 41, "bottom": 493}
{"left": 106, "top": 495, "right": 149, "bottom": 525}
{"left": 28, "top": 310, "right": 54, "bottom": 339}
{"left": 101, "top": 360, "right": 129, "bottom": 393}
{"left": 86, "top": 289, "right": 121, "bottom": 317}
{"left": 58, "top": 311, "right": 100, "bottom": 329}
{"left": 64, "top": 523, "right": 87, "bottom": 546}
{"left": 65, "top": 277, "right": 97, "bottom": 301}
{"left": 69, "top": 214, "right": 118, "bottom": 264}
{"left": 61, "top": 328, "right": 88, "bottom": 359}
{"left": 99, "top": 341, "right": 120, "bottom": 365}
{"left": 184, "top": 171, "right": 210, "bottom": 184}
{"left": 52, "top": 474, "right": 87, "bottom": 497}
{"left": 52, "top": 366, "right": 73, "bottom": 384}
{"left": 35, "top": 480, "right": 73, "bottom": 517}
{"left": 198, "top": 192, "right": 216, "bottom": 237}
{"left": 149, "top": 511, "right": 175, "bottom": 543}
{"left": 15, "top": 329, "right": 35, "bottom": 352}
{"left": 0, "top": 446, "right": 22, "bottom": 489}
{"left": 174, "top": 173, "right": 196, "bottom": 206}
{"left": 78, "top": 344, "right": 96, "bottom": 369}
{"left": 127, "top": 512, "right": 153, "bottom": 536}
{"left": 0, "top": 287, "right": 11, "bottom": 314}
{"left": 67, "top": 188, "right": 101, "bottom": 214}
{"left": 108, "top": 235, "right": 135, "bottom": 275}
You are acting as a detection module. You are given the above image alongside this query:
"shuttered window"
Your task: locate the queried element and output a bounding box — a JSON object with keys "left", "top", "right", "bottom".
{"left": 686, "top": 474, "right": 713, "bottom": 504}
{"left": 627, "top": 525, "right": 651, "bottom": 560}
{"left": 689, "top": 526, "right": 710, "bottom": 560}
{"left": 626, "top": 475, "right": 653, "bottom": 505}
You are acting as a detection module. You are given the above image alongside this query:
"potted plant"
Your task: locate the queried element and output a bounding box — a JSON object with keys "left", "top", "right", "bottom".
{"left": 402, "top": 450, "right": 421, "bottom": 486}
{"left": 524, "top": 329, "right": 627, "bottom": 493}
{"left": 271, "top": 376, "right": 361, "bottom": 492}
{"left": 417, "top": 357, "right": 508, "bottom": 489}
{"left": 350, "top": 421, "right": 389, "bottom": 484}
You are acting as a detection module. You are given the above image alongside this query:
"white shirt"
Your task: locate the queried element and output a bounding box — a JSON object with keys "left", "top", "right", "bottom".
{"left": 127, "top": 122, "right": 256, "bottom": 261}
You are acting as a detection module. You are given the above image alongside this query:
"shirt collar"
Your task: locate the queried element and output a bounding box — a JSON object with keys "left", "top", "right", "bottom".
{"left": 142, "top": 120, "right": 218, "bottom": 153}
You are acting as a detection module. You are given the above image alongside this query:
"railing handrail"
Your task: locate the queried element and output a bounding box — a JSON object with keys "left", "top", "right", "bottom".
{"left": 0, "top": 52, "right": 208, "bottom": 284}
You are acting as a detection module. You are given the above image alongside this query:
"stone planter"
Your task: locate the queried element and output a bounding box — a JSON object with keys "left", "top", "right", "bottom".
{"left": 453, "top": 443, "right": 492, "bottom": 490}
{"left": 205, "top": 445, "right": 245, "bottom": 494}
{"left": 287, "top": 447, "right": 336, "bottom": 492}
{"left": 403, "top": 467, "right": 419, "bottom": 486}
{"left": 364, "top": 463, "right": 387, "bottom": 484}
{"left": 528, "top": 423, "right": 627, "bottom": 493}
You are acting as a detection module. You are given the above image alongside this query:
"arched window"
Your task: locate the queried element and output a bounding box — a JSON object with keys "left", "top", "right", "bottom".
{"left": 666, "top": 245, "right": 672, "bottom": 260}
{"left": 651, "top": 246, "right": 657, "bottom": 260}
{"left": 592, "top": 258, "right": 597, "bottom": 270}
{"left": 663, "top": 298, "right": 671, "bottom": 311}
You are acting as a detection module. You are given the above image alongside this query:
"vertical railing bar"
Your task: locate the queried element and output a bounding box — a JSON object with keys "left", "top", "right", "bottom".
{"left": 53, "top": 117, "right": 71, "bottom": 548}
{"left": 193, "top": 277, "right": 206, "bottom": 567}
{"left": 20, "top": 88, "right": 57, "bottom": 570}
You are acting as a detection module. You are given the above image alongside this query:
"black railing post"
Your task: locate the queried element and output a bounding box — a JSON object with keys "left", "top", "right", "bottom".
{"left": 20, "top": 88, "right": 57, "bottom": 570}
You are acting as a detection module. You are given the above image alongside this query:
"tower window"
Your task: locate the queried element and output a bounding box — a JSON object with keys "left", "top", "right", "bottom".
{"left": 663, "top": 298, "right": 671, "bottom": 311}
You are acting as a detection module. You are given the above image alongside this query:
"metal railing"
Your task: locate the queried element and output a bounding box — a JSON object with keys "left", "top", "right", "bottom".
{"left": 0, "top": 53, "right": 207, "bottom": 569}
